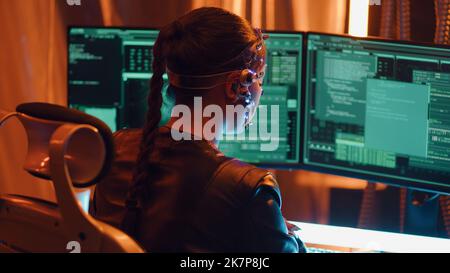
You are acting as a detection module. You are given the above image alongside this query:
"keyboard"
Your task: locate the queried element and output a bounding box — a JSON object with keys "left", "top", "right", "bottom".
{"left": 289, "top": 221, "right": 450, "bottom": 253}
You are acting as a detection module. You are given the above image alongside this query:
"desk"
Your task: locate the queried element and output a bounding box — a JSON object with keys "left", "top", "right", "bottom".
{"left": 291, "top": 221, "right": 450, "bottom": 253}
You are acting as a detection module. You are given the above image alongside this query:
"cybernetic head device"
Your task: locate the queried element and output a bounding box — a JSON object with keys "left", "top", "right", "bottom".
{"left": 166, "top": 28, "right": 268, "bottom": 127}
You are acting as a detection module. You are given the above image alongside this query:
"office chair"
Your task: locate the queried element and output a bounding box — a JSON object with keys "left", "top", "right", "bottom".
{"left": 0, "top": 103, "right": 144, "bottom": 252}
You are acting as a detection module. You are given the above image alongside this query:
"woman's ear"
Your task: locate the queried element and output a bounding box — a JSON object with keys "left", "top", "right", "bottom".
{"left": 225, "top": 71, "right": 245, "bottom": 103}
{"left": 225, "top": 81, "right": 239, "bottom": 103}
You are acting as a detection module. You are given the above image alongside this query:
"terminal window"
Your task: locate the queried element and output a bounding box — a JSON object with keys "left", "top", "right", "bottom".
{"left": 304, "top": 34, "right": 450, "bottom": 190}
{"left": 68, "top": 28, "right": 162, "bottom": 130}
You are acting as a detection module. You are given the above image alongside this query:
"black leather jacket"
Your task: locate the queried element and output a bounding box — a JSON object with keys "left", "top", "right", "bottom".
{"left": 93, "top": 127, "right": 304, "bottom": 252}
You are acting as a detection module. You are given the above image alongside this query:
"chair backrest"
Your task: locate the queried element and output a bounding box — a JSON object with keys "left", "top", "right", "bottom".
{"left": 0, "top": 103, "right": 144, "bottom": 253}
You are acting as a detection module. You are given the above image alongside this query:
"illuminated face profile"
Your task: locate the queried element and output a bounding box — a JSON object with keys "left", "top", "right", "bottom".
{"left": 230, "top": 63, "right": 266, "bottom": 135}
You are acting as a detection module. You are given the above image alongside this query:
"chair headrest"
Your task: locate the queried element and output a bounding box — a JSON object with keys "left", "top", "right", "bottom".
{"left": 16, "top": 102, "right": 115, "bottom": 188}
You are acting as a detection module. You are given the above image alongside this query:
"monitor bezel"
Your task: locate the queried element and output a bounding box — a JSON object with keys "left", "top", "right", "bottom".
{"left": 300, "top": 31, "right": 450, "bottom": 195}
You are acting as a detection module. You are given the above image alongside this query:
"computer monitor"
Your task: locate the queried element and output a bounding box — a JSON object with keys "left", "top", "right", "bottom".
{"left": 303, "top": 32, "right": 450, "bottom": 194}
{"left": 68, "top": 27, "right": 303, "bottom": 166}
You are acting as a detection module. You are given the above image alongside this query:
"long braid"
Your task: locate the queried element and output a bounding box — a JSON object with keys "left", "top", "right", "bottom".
{"left": 121, "top": 30, "right": 166, "bottom": 236}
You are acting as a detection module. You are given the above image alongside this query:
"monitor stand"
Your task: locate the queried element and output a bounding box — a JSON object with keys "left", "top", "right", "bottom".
{"left": 403, "top": 189, "right": 446, "bottom": 238}
{"left": 358, "top": 181, "right": 448, "bottom": 238}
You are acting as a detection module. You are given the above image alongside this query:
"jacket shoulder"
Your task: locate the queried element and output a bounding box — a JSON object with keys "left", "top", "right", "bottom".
{"left": 209, "top": 158, "right": 281, "bottom": 207}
